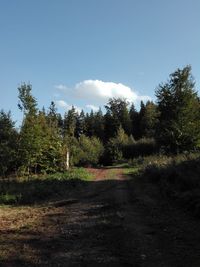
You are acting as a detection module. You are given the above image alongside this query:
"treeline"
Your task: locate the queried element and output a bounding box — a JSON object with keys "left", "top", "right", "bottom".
{"left": 1, "top": 65, "right": 200, "bottom": 176}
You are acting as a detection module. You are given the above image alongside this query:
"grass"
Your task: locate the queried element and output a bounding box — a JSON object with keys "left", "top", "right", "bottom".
{"left": 123, "top": 166, "right": 140, "bottom": 176}
{"left": 126, "top": 152, "right": 200, "bottom": 216}
{"left": 0, "top": 167, "right": 94, "bottom": 205}
{"left": 43, "top": 167, "right": 93, "bottom": 181}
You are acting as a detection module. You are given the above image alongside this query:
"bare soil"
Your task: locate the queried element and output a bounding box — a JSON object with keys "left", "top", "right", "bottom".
{"left": 1, "top": 168, "right": 200, "bottom": 266}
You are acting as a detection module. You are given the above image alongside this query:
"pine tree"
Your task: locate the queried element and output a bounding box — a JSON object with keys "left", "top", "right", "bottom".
{"left": 0, "top": 111, "right": 18, "bottom": 176}
{"left": 93, "top": 108, "right": 105, "bottom": 141}
{"left": 129, "top": 103, "right": 140, "bottom": 139}
{"left": 75, "top": 110, "right": 86, "bottom": 138}
{"left": 156, "top": 65, "right": 200, "bottom": 152}
{"left": 63, "top": 106, "right": 77, "bottom": 137}
{"left": 104, "top": 98, "right": 131, "bottom": 139}
{"left": 140, "top": 101, "right": 158, "bottom": 138}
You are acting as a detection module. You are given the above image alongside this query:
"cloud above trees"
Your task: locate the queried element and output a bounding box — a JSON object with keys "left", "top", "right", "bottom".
{"left": 55, "top": 79, "right": 151, "bottom": 111}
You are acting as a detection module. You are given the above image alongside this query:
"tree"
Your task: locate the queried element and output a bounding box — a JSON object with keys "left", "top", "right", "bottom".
{"left": 104, "top": 98, "right": 132, "bottom": 140}
{"left": 129, "top": 103, "right": 140, "bottom": 139}
{"left": 155, "top": 65, "right": 200, "bottom": 153}
{"left": 75, "top": 110, "right": 86, "bottom": 138}
{"left": 0, "top": 111, "right": 18, "bottom": 176}
{"left": 78, "top": 135, "right": 104, "bottom": 166}
{"left": 47, "top": 101, "right": 59, "bottom": 128}
{"left": 63, "top": 106, "right": 77, "bottom": 137}
{"left": 18, "top": 83, "right": 37, "bottom": 116}
{"left": 104, "top": 126, "right": 130, "bottom": 164}
{"left": 85, "top": 110, "right": 95, "bottom": 137}
{"left": 140, "top": 101, "right": 158, "bottom": 138}
{"left": 18, "top": 85, "right": 63, "bottom": 174}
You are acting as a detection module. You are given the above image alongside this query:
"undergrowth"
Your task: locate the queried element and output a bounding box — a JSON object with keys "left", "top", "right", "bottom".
{"left": 129, "top": 152, "right": 200, "bottom": 217}
{"left": 0, "top": 168, "right": 93, "bottom": 205}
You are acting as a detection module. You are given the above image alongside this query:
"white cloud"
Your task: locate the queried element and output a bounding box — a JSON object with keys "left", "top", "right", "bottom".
{"left": 86, "top": 104, "right": 99, "bottom": 111}
{"left": 55, "top": 100, "right": 81, "bottom": 113}
{"left": 74, "top": 80, "right": 140, "bottom": 103}
{"left": 55, "top": 80, "right": 151, "bottom": 110}
{"left": 56, "top": 100, "right": 70, "bottom": 109}
{"left": 55, "top": 84, "right": 68, "bottom": 92}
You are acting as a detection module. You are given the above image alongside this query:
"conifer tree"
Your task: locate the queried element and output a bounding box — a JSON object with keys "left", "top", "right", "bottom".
{"left": 0, "top": 111, "right": 18, "bottom": 176}
{"left": 156, "top": 65, "right": 200, "bottom": 152}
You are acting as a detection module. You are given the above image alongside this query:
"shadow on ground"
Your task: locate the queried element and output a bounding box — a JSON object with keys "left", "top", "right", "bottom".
{"left": 1, "top": 166, "right": 200, "bottom": 266}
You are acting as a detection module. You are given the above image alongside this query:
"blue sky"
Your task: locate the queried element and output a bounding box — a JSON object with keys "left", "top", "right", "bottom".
{"left": 0, "top": 0, "right": 200, "bottom": 125}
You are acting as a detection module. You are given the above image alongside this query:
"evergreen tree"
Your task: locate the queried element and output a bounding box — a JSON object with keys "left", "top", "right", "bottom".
{"left": 104, "top": 98, "right": 132, "bottom": 139}
{"left": 93, "top": 108, "right": 105, "bottom": 141}
{"left": 0, "top": 111, "right": 18, "bottom": 176}
{"left": 63, "top": 106, "right": 77, "bottom": 137}
{"left": 156, "top": 65, "right": 200, "bottom": 152}
{"left": 47, "top": 101, "right": 58, "bottom": 128}
{"left": 85, "top": 110, "right": 95, "bottom": 137}
{"left": 75, "top": 110, "right": 86, "bottom": 138}
{"left": 138, "top": 101, "right": 146, "bottom": 138}
{"left": 140, "top": 101, "right": 158, "bottom": 138}
{"left": 129, "top": 103, "right": 140, "bottom": 139}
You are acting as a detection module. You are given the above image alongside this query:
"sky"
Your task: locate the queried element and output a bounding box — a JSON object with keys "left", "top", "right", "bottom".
{"left": 0, "top": 0, "right": 200, "bottom": 126}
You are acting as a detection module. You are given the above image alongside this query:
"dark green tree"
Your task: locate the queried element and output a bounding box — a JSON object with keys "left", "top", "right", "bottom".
{"left": 0, "top": 111, "right": 18, "bottom": 176}
{"left": 75, "top": 110, "right": 86, "bottom": 138}
{"left": 85, "top": 110, "right": 95, "bottom": 137}
{"left": 156, "top": 65, "right": 200, "bottom": 152}
{"left": 129, "top": 103, "right": 140, "bottom": 139}
{"left": 93, "top": 108, "right": 105, "bottom": 141}
{"left": 63, "top": 106, "right": 77, "bottom": 137}
{"left": 104, "top": 98, "right": 132, "bottom": 139}
{"left": 140, "top": 101, "right": 158, "bottom": 138}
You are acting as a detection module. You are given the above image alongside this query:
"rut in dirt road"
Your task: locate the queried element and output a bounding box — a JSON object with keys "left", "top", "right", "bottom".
{"left": 1, "top": 168, "right": 200, "bottom": 267}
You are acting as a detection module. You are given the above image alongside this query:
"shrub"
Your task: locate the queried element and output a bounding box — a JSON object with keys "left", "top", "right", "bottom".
{"left": 78, "top": 135, "right": 104, "bottom": 166}
{"left": 123, "top": 138, "right": 158, "bottom": 159}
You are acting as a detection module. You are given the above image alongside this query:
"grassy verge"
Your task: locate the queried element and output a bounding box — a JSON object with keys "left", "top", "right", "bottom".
{"left": 127, "top": 153, "right": 200, "bottom": 216}
{"left": 0, "top": 168, "right": 93, "bottom": 205}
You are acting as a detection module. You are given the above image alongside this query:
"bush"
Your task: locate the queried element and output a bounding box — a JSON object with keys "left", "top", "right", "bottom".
{"left": 102, "top": 126, "right": 130, "bottom": 165}
{"left": 78, "top": 135, "right": 104, "bottom": 166}
{"left": 123, "top": 138, "right": 158, "bottom": 159}
{"left": 138, "top": 153, "right": 200, "bottom": 216}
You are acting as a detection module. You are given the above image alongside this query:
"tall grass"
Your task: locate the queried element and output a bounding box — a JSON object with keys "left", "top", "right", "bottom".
{"left": 132, "top": 153, "right": 200, "bottom": 216}
{"left": 0, "top": 168, "right": 93, "bottom": 205}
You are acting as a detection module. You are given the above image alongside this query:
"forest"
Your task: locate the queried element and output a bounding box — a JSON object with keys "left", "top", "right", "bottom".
{"left": 0, "top": 65, "right": 200, "bottom": 177}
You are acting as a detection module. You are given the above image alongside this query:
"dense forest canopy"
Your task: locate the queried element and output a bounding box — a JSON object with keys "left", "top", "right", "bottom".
{"left": 0, "top": 65, "right": 200, "bottom": 176}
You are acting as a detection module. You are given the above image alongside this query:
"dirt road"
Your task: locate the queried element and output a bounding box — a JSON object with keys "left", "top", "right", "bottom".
{"left": 1, "top": 168, "right": 200, "bottom": 266}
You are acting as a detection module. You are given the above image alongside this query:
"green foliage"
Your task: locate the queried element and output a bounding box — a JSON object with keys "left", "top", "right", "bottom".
{"left": 18, "top": 86, "right": 64, "bottom": 175}
{"left": 123, "top": 138, "right": 158, "bottom": 159}
{"left": 156, "top": 65, "right": 200, "bottom": 153}
{"left": 78, "top": 135, "right": 104, "bottom": 166}
{"left": 75, "top": 110, "right": 86, "bottom": 138}
{"left": 0, "top": 111, "right": 18, "bottom": 176}
{"left": 1, "top": 66, "right": 200, "bottom": 177}
{"left": 45, "top": 168, "right": 93, "bottom": 181}
{"left": 138, "top": 153, "right": 200, "bottom": 216}
{"left": 0, "top": 168, "right": 93, "bottom": 205}
{"left": 104, "top": 126, "right": 130, "bottom": 164}
{"left": 64, "top": 136, "right": 81, "bottom": 166}
{"left": 105, "top": 98, "right": 132, "bottom": 139}
{"left": 140, "top": 101, "right": 159, "bottom": 138}
{"left": 63, "top": 106, "right": 77, "bottom": 137}
{"left": 129, "top": 103, "right": 140, "bottom": 139}
{"left": 64, "top": 135, "right": 104, "bottom": 167}
{"left": 18, "top": 83, "right": 37, "bottom": 115}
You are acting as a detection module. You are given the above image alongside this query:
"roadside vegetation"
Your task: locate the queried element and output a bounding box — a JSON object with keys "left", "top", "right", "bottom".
{"left": 0, "top": 168, "right": 93, "bottom": 205}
